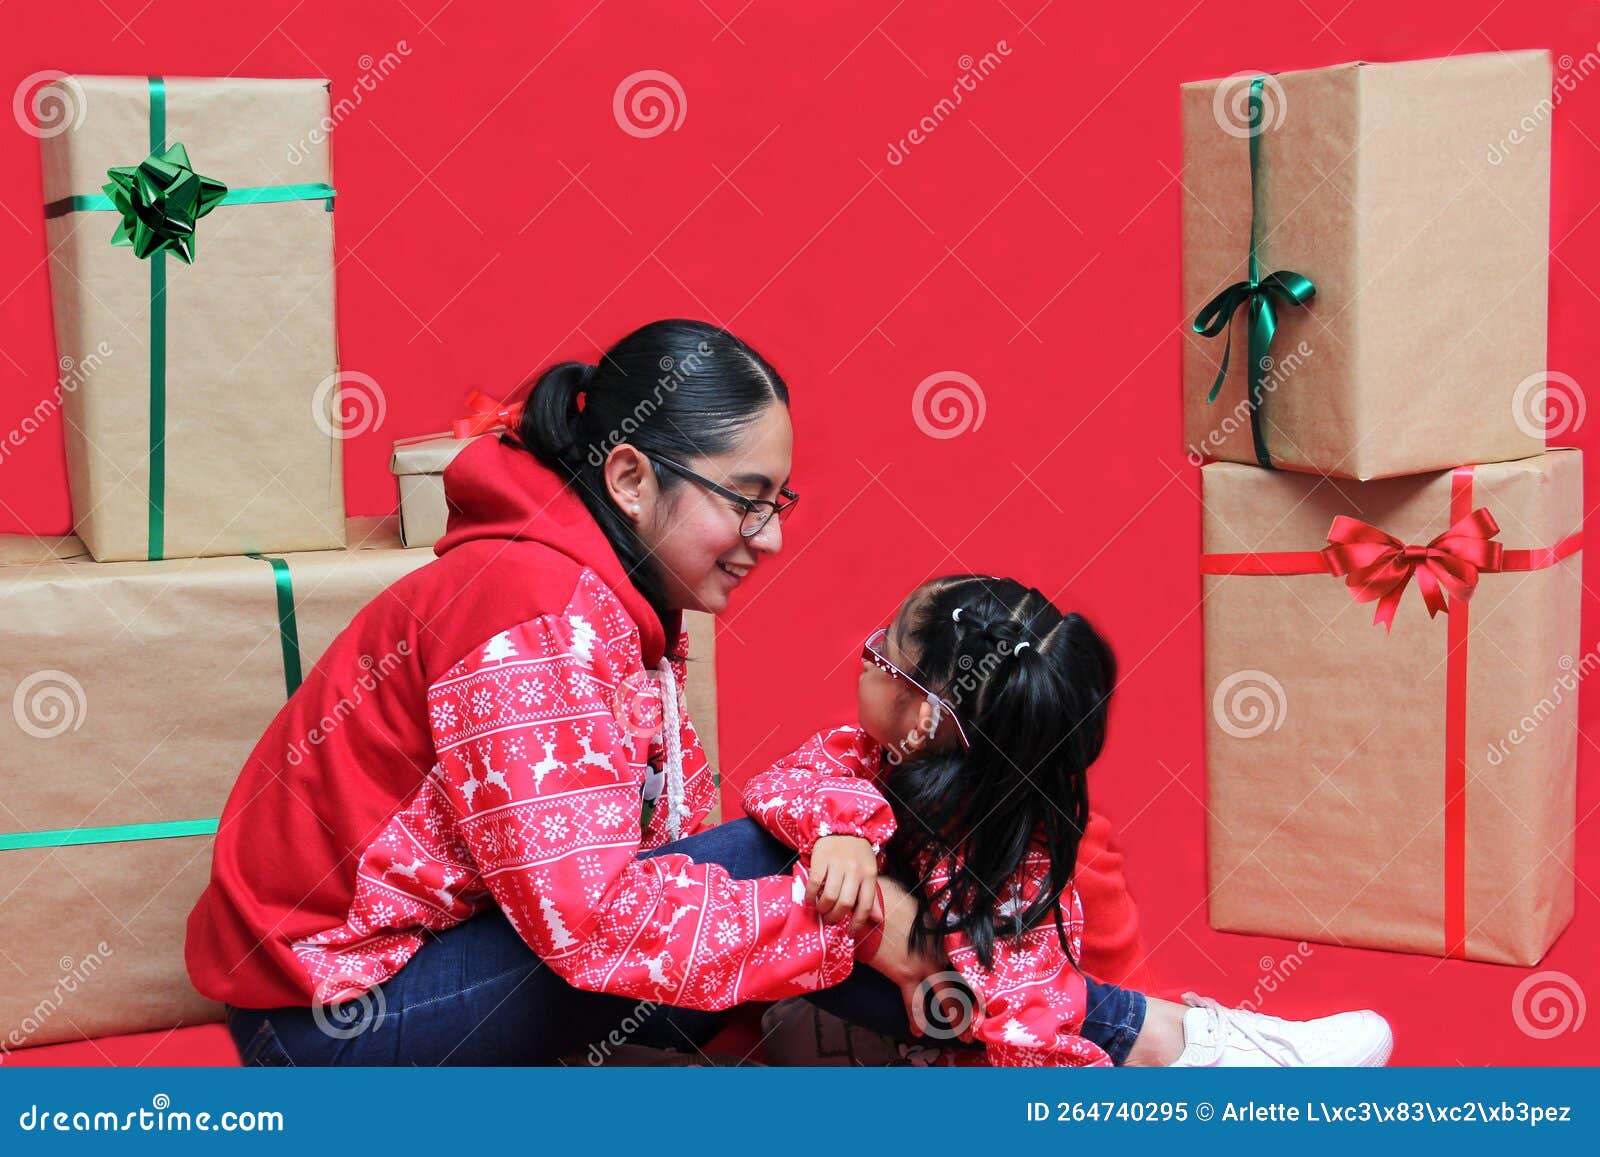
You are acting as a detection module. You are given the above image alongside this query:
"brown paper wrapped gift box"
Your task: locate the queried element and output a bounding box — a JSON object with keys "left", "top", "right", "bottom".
{"left": 0, "top": 519, "right": 430, "bottom": 1048}
{"left": 39, "top": 76, "right": 345, "bottom": 562}
{"left": 1181, "top": 51, "right": 1551, "bottom": 479}
{"left": 389, "top": 433, "right": 481, "bottom": 548}
{"left": 1201, "top": 450, "right": 1581, "bottom": 965}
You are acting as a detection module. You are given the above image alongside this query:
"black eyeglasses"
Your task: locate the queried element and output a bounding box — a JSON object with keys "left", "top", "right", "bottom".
{"left": 650, "top": 454, "right": 799, "bottom": 539}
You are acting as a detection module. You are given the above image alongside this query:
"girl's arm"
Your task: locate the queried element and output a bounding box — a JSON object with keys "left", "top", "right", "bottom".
{"left": 740, "top": 726, "right": 897, "bottom": 856}
{"left": 428, "top": 606, "right": 858, "bottom": 1012}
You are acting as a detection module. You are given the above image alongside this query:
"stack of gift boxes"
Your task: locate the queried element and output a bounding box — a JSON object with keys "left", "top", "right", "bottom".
{"left": 1183, "top": 51, "right": 1582, "bottom": 965}
{"left": 0, "top": 76, "right": 435, "bottom": 1050}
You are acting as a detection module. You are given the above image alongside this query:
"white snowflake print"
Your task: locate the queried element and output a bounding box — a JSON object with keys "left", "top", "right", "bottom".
{"left": 469, "top": 687, "right": 496, "bottom": 718}
{"left": 367, "top": 901, "right": 398, "bottom": 928}
{"left": 504, "top": 736, "right": 526, "bottom": 760}
{"left": 578, "top": 853, "right": 603, "bottom": 879}
{"left": 516, "top": 678, "right": 546, "bottom": 708}
{"left": 540, "top": 814, "right": 571, "bottom": 841}
{"left": 429, "top": 700, "right": 458, "bottom": 732}
{"left": 565, "top": 671, "right": 592, "bottom": 699}
{"left": 595, "top": 802, "right": 625, "bottom": 829}
{"left": 713, "top": 918, "right": 741, "bottom": 947}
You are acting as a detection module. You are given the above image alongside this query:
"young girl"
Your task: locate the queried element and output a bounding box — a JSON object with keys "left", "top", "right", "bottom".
{"left": 742, "top": 574, "right": 1394, "bottom": 1067}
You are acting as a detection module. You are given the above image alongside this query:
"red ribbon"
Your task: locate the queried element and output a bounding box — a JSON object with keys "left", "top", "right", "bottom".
{"left": 1199, "top": 465, "right": 1583, "bottom": 960}
{"left": 451, "top": 389, "right": 524, "bottom": 439}
{"left": 1320, "top": 507, "right": 1504, "bottom": 633}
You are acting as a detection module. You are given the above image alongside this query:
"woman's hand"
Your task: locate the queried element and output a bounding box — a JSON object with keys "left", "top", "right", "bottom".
{"left": 850, "top": 875, "right": 976, "bottom": 1037}
{"left": 805, "top": 835, "right": 880, "bottom": 934}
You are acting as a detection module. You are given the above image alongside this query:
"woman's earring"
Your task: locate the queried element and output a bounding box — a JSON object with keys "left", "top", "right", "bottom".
{"left": 631, "top": 504, "right": 641, "bottom": 516}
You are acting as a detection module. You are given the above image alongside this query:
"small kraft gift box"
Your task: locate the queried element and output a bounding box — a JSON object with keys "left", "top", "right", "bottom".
{"left": 39, "top": 75, "right": 345, "bottom": 562}
{"left": 0, "top": 519, "right": 431, "bottom": 1049}
{"left": 1181, "top": 51, "right": 1551, "bottom": 479}
{"left": 1200, "top": 450, "right": 1582, "bottom": 965}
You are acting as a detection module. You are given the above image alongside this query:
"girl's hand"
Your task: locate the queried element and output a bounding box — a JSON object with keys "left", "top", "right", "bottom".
{"left": 805, "top": 835, "right": 880, "bottom": 934}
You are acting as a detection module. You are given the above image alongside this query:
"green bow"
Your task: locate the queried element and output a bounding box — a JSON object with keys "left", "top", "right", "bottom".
{"left": 103, "top": 141, "right": 228, "bottom": 264}
{"left": 1191, "top": 75, "right": 1316, "bottom": 469}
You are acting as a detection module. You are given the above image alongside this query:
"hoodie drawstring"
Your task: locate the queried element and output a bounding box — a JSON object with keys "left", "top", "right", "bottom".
{"left": 656, "top": 656, "right": 688, "bottom": 842}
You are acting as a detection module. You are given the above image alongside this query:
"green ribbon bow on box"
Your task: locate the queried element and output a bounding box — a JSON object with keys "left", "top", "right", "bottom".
{"left": 41, "top": 76, "right": 336, "bottom": 561}
{"left": 1191, "top": 75, "right": 1317, "bottom": 470}
{"left": 103, "top": 141, "right": 229, "bottom": 264}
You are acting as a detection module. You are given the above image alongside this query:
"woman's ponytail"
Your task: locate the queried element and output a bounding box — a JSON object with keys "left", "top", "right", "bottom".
{"left": 516, "top": 360, "right": 596, "bottom": 477}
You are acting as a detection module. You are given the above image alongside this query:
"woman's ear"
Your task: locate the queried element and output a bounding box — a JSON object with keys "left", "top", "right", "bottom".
{"left": 603, "top": 445, "right": 655, "bottom": 523}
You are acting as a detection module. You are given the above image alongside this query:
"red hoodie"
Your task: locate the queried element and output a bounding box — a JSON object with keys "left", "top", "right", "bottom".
{"left": 185, "top": 436, "right": 858, "bottom": 1009}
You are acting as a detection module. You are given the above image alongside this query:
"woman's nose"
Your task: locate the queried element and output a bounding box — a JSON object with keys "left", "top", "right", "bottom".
{"left": 750, "top": 515, "right": 783, "bottom": 556}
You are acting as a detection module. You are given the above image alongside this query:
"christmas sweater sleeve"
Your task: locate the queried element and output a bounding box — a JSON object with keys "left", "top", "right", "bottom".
{"left": 427, "top": 599, "right": 858, "bottom": 1010}
{"left": 739, "top": 726, "right": 897, "bottom": 857}
{"left": 931, "top": 853, "right": 1114, "bottom": 1068}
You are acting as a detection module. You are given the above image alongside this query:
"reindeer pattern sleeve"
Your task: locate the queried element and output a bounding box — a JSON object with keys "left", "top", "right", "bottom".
{"left": 426, "top": 571, "right": 858, "bottom": 1010}
{"left": 740, "top": 726, "right": 897, "bottom": 856}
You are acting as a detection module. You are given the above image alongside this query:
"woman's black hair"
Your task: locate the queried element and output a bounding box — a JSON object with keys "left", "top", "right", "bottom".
{"left": 512, "top": 319, "right": 789, "bottom": 627}
{"left": 880, "top": 575, "right": 1116, "bottom": 970}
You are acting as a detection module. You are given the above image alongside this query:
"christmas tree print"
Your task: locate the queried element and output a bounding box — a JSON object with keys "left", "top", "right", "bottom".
{"left": 481, "top": 631, "right": 518, "bottom": 665}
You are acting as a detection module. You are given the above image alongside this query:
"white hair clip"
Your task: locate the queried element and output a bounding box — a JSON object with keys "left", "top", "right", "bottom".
{"left": 951, "top": 607, "right": 964, "bottom": 622}
{"left": 1014, "top": 641, "right": 1032, "bottom": 653}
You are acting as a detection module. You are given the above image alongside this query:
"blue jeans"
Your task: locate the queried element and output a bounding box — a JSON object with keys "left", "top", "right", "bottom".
{"left": 224, "top": 818, "right": 1145, "bottom": 1066}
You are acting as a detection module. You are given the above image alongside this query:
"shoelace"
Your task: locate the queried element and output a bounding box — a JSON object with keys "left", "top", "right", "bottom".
{"left": 657, "top": 656, "right": 688, "bottom": 841}
{"left": 1182, "top": 992, "right": 1310, "bottom": 1066}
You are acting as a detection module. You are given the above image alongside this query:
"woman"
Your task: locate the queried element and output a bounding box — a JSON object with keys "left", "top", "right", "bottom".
{"left": 186, "top": 320, "right": 1145, "bottom": 1065}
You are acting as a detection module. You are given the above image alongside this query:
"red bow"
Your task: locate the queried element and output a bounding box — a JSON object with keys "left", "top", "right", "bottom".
{"left": 451, "top": 389, "right": 525, "bottom": 439}
{"left": 1320, "top": 509, "right": 1505, "bottom": 632}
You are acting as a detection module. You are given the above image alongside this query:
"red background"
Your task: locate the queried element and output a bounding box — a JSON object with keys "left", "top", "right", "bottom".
{"left": 1, "top": 0, "right": 1596, "bottom": 1066}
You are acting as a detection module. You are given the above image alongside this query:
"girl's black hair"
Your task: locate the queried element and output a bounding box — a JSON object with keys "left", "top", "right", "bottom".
{"left": 512, "top": 319, "right": 789, "bottom": 627}
{"left": 880, "top": 575, "right": 1116, "bottom": 970}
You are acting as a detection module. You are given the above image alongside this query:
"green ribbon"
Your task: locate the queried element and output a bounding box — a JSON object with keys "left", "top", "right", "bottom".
{"left": 0, "top": 554, "right": 305, "bottom": 855}
{"left": 42, "top": 76, "right": 337, "bottom": 561}
{"left": 0, "top": 818, "right": 219, "bottom": 852}
{"left": 249, "top": 553, "right": 305, "bottom": 698}
{"left": 1191, "top": 75, "right": 1316, "bottom": 469}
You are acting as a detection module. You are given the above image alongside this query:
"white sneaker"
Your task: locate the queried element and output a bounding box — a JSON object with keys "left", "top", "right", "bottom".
{"left": 1168, "top": 992, "right": 1393, "bottom": 1067}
